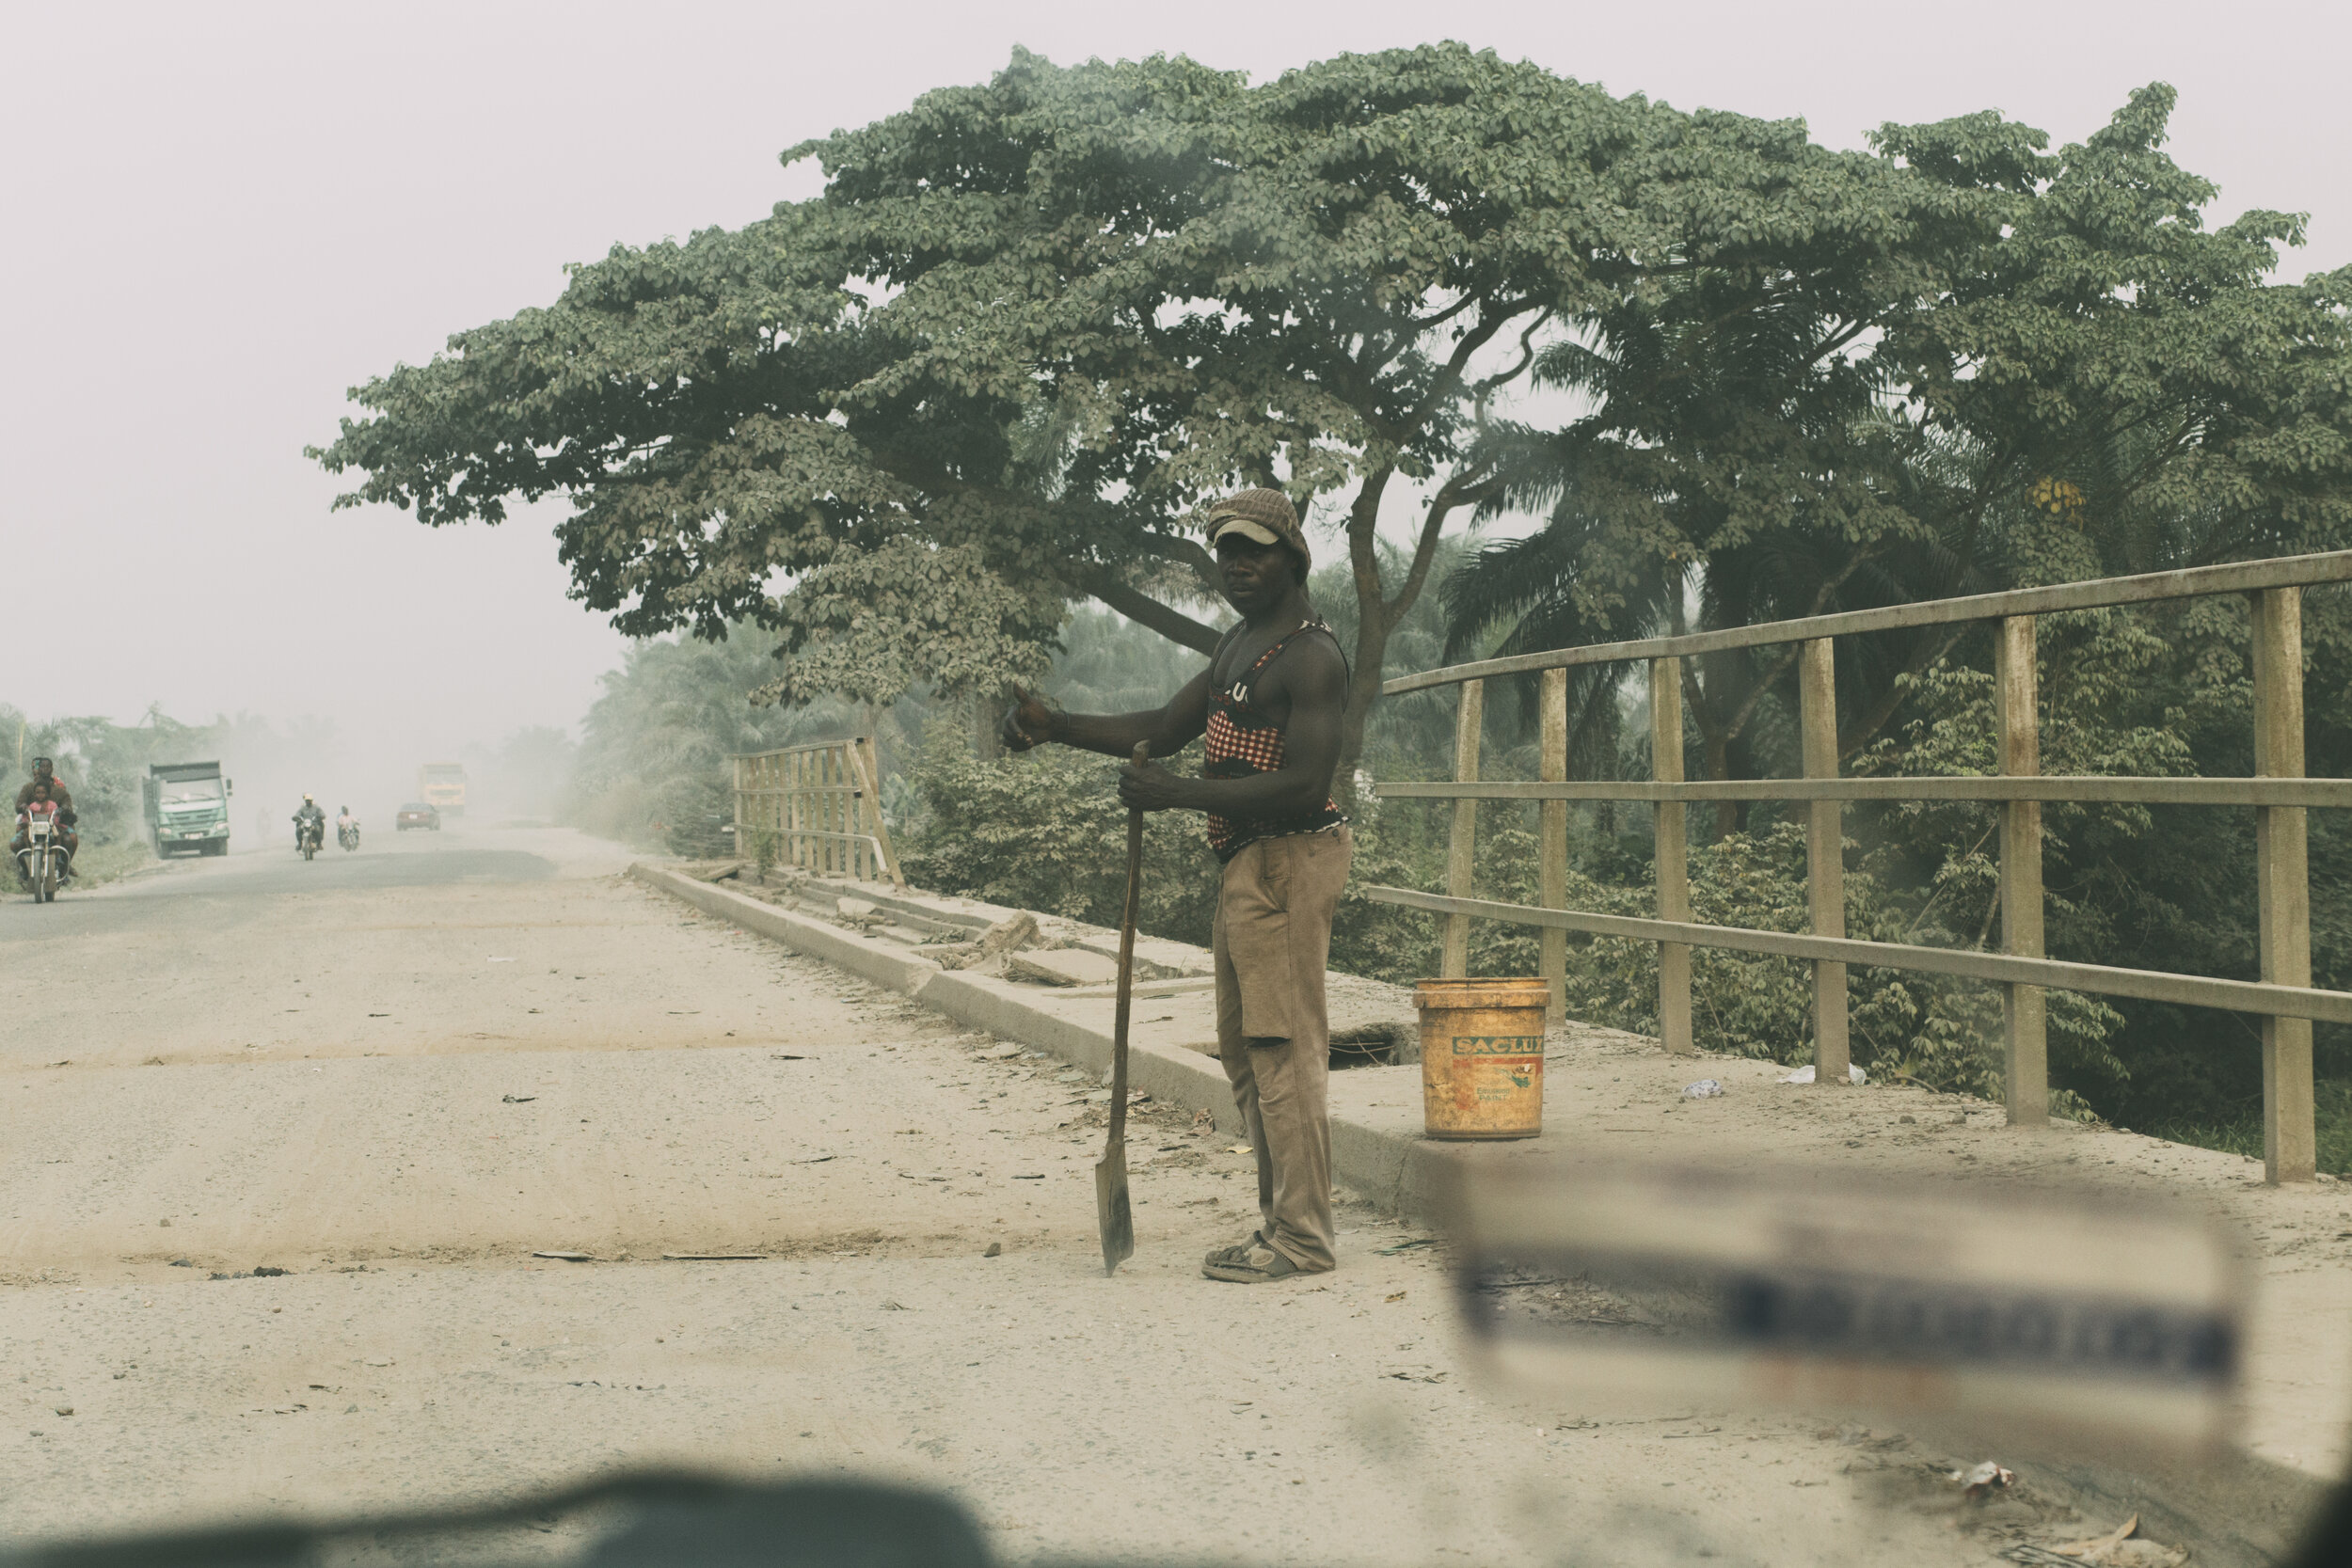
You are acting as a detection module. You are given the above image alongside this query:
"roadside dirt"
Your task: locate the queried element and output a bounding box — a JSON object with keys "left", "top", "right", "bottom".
{"left": 0, "top": 830, "right": 2319, "bottom": 1566}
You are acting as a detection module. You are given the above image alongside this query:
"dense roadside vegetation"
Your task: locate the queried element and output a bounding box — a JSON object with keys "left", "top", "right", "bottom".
{"left": 569, "top": 548, "right": 2352, "bottom": 1174}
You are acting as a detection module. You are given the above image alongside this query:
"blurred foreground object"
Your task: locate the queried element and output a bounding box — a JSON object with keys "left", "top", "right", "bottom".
{"left": 3, "top": 1442, "right": 2345, "bottom": 1566}
{"left": 0, "top": 1472, "right": 987, "bottom": 1568}
{"left": 1448, "top": 1159, "right": 2246, "bottom": 1461}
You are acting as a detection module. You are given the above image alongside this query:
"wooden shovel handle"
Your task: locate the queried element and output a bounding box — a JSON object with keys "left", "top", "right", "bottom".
{"left": 1109, "top": 742, "right": 1148, "bottom": 1142}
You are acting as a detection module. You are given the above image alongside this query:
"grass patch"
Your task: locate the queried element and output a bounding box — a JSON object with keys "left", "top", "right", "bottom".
{"left": 64, "top": 839, "right": 154, "bottom": 890}
{"left": 2139, "top": 1080, "right": 2352, "bottom": 1177}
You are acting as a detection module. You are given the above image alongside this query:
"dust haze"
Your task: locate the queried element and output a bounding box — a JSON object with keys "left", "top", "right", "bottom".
{"left": 3, "top": 2, "right": 2343, "bottom": 824}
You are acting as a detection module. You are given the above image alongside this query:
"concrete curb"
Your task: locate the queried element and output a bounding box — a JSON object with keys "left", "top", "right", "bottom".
{"left": 640, "top": 861, "right": 947, "bottom": 995}
{"left": 628, "top": 861, "right": 1463, "bottom": 1220}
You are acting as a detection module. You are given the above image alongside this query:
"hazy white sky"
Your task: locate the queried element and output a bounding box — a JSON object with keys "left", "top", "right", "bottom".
{"left": 5, "top": 0, "right": 2344, "bottom": 764}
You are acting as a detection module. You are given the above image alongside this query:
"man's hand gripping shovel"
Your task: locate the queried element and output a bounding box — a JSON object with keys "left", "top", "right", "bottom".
{"left": 1095, "top": 741, "right": 1149, "bottom": 1276}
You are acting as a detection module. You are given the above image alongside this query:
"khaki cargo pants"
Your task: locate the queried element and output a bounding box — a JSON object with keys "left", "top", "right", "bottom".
{"left": 1213, "top": 826, "right": 1354, "bottom": 1274}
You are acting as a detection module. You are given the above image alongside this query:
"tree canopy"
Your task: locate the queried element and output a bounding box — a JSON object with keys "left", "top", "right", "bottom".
{"left": 313, "top": 48, "right": 2352, "bottom": 785}
{"left": 1442, "top": 84, "right": 2352, "bottom": 806}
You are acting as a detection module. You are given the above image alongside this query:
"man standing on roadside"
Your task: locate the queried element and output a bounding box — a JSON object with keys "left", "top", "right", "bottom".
{"left": 1002, "top": 489, "right": 1351, "bottom": 1283}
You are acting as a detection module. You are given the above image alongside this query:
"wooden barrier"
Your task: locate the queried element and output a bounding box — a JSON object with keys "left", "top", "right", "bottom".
{"left": 731, "top": 738, "right": 903, "bottom": 888}
{"left": 1366, "top": 550, "right": 2352, "bottom": 1183}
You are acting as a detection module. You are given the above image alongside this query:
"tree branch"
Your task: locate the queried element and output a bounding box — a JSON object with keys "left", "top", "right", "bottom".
{"left": 1836, "top": 621, "right": 1971, "bottom": 760}
{"left": 1471, "top": 310, "right": 1552, "bottom": 404}
{"left": 1713, "top": 550, "right": 1879, "bottom": 748}
{"left": 1399, "top": 299, "right": 1539, "bottom": 438}
{"left": 1384, "top": 466, "right": 1495, "bottom": 626}
{"left": 1085, "top": 570, "right": 1224, "bottom": 656}
{"left": 1407, "top": 292, "right": 1486, "bottom": 335}
{"left": 1135, "top": 531, "right": 1225, "bottom": 601}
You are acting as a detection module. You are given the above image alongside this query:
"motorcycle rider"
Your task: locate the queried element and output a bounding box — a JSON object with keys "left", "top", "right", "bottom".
{"left": 11, "top": 757, "right": 78, "bottom": 879}
{"left": 292, "top": 794, "right": 326, "bottom": 850}
{"left": 336, "top": 803, "right": 360, "bottom": 847}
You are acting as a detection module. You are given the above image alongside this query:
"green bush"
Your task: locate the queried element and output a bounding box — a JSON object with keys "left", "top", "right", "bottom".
{"left": 895, "top": 736, "right": 2122, "bottom": 1121}
{"left": 1552, "top": 818, "right": 2111, "bottom": 1113}
{"left": 899, "top": 741, "right": 1222, "bottom": 942}
{"left": 2138, "top": 1081, "right": 2352, "bottom": 1177}
{"left": 898, "top": 740, "right": 1456, "bottom": 978}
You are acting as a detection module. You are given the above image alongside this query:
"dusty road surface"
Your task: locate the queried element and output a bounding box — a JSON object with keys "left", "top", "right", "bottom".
{"left": 0, "top": 829, "right": 2277, "bottom": 1564}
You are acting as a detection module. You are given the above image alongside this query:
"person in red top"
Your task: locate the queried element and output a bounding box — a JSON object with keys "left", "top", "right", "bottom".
{"left": 12, "top": 755, "right": 73, "bottom": 817}
{"left": 1003, "top": 488, "right": 1352, "bottom": 1283}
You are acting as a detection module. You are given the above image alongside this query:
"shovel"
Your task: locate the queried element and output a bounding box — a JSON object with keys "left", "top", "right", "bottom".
{"left": 1094, "top": 740, "right": 1149, "bottom": 1276}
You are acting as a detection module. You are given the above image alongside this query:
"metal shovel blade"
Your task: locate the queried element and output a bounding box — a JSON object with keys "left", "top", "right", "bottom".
{"left": 1095, "top": 1135, "right": 1135, "bottom": 1276}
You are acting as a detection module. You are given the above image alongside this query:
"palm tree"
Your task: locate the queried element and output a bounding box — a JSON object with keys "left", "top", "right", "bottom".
{"left": 1444, "top": 270, "right": 1994, "bottom": 833}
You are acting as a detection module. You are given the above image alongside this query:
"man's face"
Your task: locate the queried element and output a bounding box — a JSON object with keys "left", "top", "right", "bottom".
{"left": 1216, "top": 533, "right": 1295, "bottom": 614}
{"left": 33, "top": 762, "right": 52, "bottom": 783}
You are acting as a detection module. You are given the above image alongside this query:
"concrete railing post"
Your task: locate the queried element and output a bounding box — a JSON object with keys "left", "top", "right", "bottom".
{"left": 1995, "top": 616, "right": 2049, "bottom": 1125}
{"left": 2252, "top": 588, "right": 2317, "bottom": 1183}
{"left": 1440, "top": 680, "right": 1485, "bottom": 979}
{"left": 1800, "top": 640, "right": 1850, "bottom": 1085}
{"left": 1540, "top": 667, "right": 1570, "bottom": 1022}
{"left": 1650, "top": 657, "right": 1693, "bottom": 1054}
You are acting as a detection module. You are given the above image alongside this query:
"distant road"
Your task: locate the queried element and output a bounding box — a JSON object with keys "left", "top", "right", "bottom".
{"left": 0, "top": 821, "right": 556, "bottom": 943}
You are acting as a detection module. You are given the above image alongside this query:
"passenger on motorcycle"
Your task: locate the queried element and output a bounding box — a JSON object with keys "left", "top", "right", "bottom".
{"left": 13, "top": 755, "right": 76, "bottom": 818}
{"left": 293, "top": 795, "right": 326, "bottom": 848}
{"left": 10, "top": 759, "right": 78, "bottom": 879}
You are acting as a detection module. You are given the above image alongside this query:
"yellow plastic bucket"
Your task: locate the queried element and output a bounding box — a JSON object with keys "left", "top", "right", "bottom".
{"left": 1415, "top": 977, "right": 1547, "bottom": 1140}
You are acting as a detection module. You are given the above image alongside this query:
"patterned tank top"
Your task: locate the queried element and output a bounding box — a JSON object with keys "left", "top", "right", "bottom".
{"left": 1203, "top": 618, "right": 1349, "bottom": 863}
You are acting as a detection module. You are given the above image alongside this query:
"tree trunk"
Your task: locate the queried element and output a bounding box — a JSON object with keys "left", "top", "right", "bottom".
{"left": 1702, "top": 729, "right": 1735, "bottom": 839}
{"left": 1333, "top": 467, "right": 1406, "bottom": 807}
{"left": 967, "top": 689, "right": 1006, "bottom": 761}
{"left": 1329, "top": 460, "right": 1481, "bottom": 803}
{"left": 1335, "top": 609, "right": 1394, "bottom": 810}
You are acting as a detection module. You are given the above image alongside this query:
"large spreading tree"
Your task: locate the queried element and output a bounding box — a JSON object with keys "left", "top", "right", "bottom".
{"left": 313, "top": 44, "right": 1970, "bottom": 775}
{"left": 312, "top": 50, "right": 2350, "bottom": 791}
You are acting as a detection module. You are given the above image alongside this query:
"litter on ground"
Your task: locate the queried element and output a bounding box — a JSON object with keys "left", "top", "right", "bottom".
{"left": 1779, "top": 1064, "right": 1867, "bottom": 1085}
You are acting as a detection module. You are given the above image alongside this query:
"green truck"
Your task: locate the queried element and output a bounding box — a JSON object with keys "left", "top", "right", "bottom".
{"left": 143, "top": 761, "right": 232, "bottom": 857}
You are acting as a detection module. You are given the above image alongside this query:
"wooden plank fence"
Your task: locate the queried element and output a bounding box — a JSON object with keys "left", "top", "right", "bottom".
{"left": 731, "top": 738, "right": 903, "bottom": 888}
{"left": 1363, "top": 549, "right": 2352, "bottom": 1184}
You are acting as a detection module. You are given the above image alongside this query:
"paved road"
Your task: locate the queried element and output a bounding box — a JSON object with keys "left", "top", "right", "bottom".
{"left": 2, "top": 825, "right": 551, "bottom": 939}
{"left": 0, "top": 828, "right": 2137, "bottom": 1564}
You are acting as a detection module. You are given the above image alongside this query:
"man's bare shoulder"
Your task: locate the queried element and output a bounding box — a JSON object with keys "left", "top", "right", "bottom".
{"left": 1273, "top": 626, "right": 1348, "bottom": 696}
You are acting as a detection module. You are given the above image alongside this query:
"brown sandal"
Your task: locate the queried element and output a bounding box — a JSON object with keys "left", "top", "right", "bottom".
{"left": 1202, "top": 1241, "right": 1300, "bottom": 1283}
{"left": 1203, "top": 1231, "right": 1267, "bottom": 1269}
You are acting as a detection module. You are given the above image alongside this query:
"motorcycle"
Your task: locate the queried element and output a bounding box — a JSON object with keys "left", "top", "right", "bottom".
{"left": 338, "top": 820, "right": 360, "bottom": 852}
{"left": 16, "top": 802, "right": 66, "bottom": 903}
{"left": 296, "top": 816, "right": 323, "bottom": 861}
